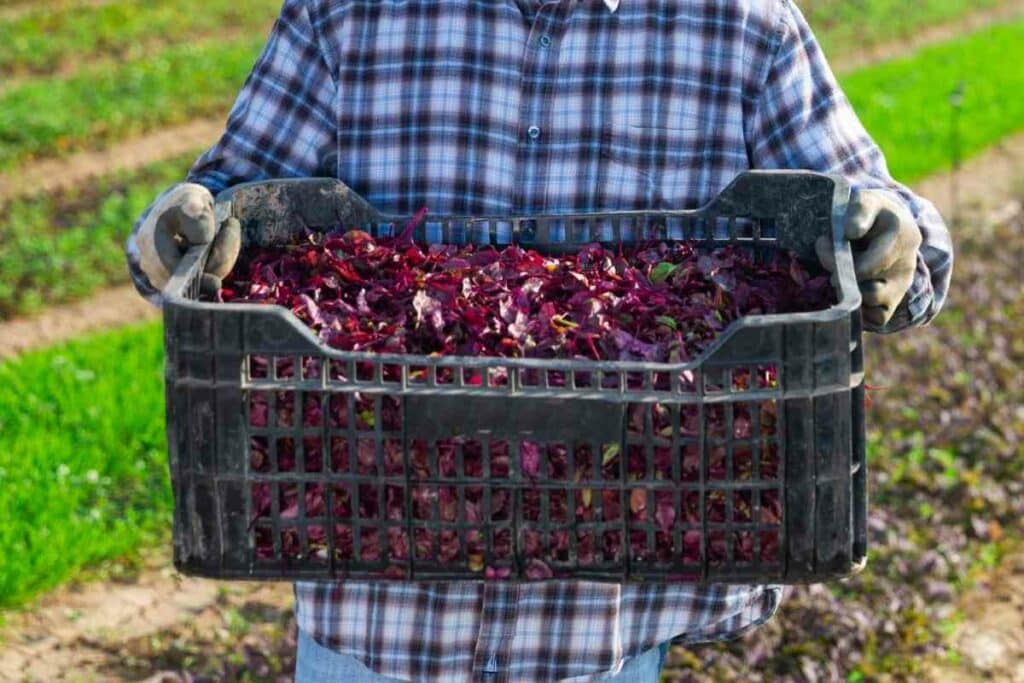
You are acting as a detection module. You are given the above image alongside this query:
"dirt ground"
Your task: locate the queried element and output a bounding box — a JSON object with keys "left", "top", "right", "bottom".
{"left": 0, "top": 0, "right": 114, "bottom": 24}
{"left": 0, "top": 284, "right": 159, "bottom": 361}
{"left": 0, "top": 550, "right": 294, "bottom": 682}
{"left": 0, "top": 118, "right": 223, "bottom": 204}
{"left": 924, "top": 550, "right": 1024, "bottom": 683}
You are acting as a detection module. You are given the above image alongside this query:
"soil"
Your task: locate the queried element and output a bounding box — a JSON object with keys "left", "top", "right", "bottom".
{"left": 0, "top": 284, "right": 159, "bottom": 361}
{"left": 0, "top": 118, "right": 225, "bottom": 204}
{"left": 0, "top": 0, "right": 115, "bottom": 24}
{"left": 924, "top": 550, "right": 1024, "bottom": 683}
{"left": 0, "top": 550, "right": 294, "bottom": 682}
{"left": 913, "top": 131, "right": 1024, "bottom": 224}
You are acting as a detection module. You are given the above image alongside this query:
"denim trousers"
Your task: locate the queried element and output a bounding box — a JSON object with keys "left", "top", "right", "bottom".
{"left": 295, "top": 628, "right": 669, "bottom": 682}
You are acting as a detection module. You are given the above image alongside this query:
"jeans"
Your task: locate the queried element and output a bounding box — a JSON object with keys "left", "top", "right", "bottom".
{"left": 295, "top": 628, "right": 669, "bottom": 682}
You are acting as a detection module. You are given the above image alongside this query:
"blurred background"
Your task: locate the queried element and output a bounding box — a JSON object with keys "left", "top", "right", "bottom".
{"left": 0, "top": 0, "right": 1022, "bottom": 680}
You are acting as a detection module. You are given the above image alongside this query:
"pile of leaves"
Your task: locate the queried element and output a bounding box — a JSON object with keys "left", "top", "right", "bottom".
{"left": 223, "top": 215, "right": 834, "bottom": 576}
{"left": 220, "top": 213, "right": 834, "bottom": 364}
{"left": 247, "top": 396, "right": 786, "bottom": 577}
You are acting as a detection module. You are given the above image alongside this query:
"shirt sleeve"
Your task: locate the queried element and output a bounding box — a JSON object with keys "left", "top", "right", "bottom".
{"left": 125, "top": 0, "right": 337, "bottom": 305}
{"left": 745, "top": 0, "right": 953, "bottom": 334}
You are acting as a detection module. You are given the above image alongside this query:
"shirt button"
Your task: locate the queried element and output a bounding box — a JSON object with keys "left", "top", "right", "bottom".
{"left": 527, "top": 125, "right": 541, "bottom": 139}
{"left": 538, "top": 34, "right": 552, "bottom": 48}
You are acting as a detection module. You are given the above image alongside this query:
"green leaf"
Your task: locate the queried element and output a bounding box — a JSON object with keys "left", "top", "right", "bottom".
{"left": 655, "top": 315, "right": 677, "bottom": 330}
{"left": 649, "top": 262, "right": 677, "bottom": 284}
{"left": 601, "top": 443, "right": 621, "bottom": 465}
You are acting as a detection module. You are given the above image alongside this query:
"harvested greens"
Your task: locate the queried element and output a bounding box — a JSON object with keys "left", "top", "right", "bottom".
{"left": 224, "top": 214, "right": 834, "bottom": 576}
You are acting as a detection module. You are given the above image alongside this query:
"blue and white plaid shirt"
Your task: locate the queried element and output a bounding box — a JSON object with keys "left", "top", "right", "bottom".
{"left": 127, "top": 1, "right": 952, "bottom": 680}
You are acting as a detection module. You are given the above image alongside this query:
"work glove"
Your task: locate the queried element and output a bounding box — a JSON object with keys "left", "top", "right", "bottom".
{"left": 814, "top": 189, "right": 923, "bottom": 330}
{"left": 135, "top": 183, "right": 241, "bottom": 297}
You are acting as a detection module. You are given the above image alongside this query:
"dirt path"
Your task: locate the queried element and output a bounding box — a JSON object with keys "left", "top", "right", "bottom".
{"left": 0, "top": 550, "right": 294, "bottom": 682}
{"left": 0, "top": 0, "right": 114, "bottom": 24}
{"left": 0, "top": 118, "right": 223, "bottom": 204}
{"left": 830, "top": 0, "right": 1024, "bottom": 74}
{"left": 913, "top": 131, "right": 1024, "bottom": 223}
{"left": 925, "top": 549, "right": 1024, "bottom": 683}
{"left": 0, "top": 284, "right": 159, "bottom": 361}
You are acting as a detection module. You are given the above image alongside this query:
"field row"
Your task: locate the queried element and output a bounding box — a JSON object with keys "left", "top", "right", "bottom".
{"left": 0, "top": 0, "right": 279, "bottom": 77}
{"left": 0, "top": 154, "right": 199, "bottom": 318}
{"left": 2, "top": 13, "right": 1022, "bottom": 175}
{"left": 0, "top": 322, "right": 168, "bottom": 607}
{"left": 800, "top": 0, "right": 1008, "bottom": 58}
{"left": 844, "top": 18, "right": 1024, "bottom": 181}
{"left": 1, "top": 0, "right": 1012, "bottom": 70}
{"left": 0, "top": 37, "right": 261, "bottom": 171}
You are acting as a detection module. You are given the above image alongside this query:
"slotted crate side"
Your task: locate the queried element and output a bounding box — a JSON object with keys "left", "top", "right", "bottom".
{"left": 170, "top": 356, "right": 857, "bottom": 582}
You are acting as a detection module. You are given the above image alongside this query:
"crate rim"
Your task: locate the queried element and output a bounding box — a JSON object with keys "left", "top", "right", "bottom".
{"left": 163, "top": 170, "right": 859, "bottom": 375}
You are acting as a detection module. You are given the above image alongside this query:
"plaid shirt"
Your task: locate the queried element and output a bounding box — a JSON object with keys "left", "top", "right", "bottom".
{"left": 126, "top": 0, "right": 952, "bottom": 680}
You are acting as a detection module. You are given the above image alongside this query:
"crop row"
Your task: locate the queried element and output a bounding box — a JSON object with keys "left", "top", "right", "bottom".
{"left": 843, "top": 17, "right": 1024, "bottom": 181}
{"left": 0, "top": 36, "right": 262, "bottom": 170}
{"left": 3, "top": 11, "right": 1022, "bottom": 180}
{"left": 0, "top": 0, "right": 280, "bottom": 77}
{"left": 802, "top": 0, "right": 1008, "bottom": 62}
{"left": 0, "top": 153, "right": 200, "bottom": 318}
{"left": 0, "top": 0, "right": 1010, "bottom": 74}
{"left": 0, "top": 322, "right": 169, "bottom": 607}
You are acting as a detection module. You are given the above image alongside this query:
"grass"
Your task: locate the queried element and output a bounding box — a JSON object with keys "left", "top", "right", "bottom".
{"left": 0, "top": 0, "right": 279, "bottom": 77}
{"left": 800, "top": 0, "right": 1008, "bottom": 62}
{"left": 0, "top": 36, "right": 263, "bottom": 170}
{"left": 0, "top": 322, "right": 169, "bottom": 608}
{"left": 0, "top": 152, "right": 201, "bottom": 318}
{"left": 841, "top": 18, "right": 1024, "bottom": 182}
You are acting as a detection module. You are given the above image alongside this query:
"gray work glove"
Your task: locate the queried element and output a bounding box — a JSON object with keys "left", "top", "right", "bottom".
{"left": 136, "top": 183, "right": 241, "bottom": 297}
{"left": 815, "top": 189, "right": 923, "bottom": 329}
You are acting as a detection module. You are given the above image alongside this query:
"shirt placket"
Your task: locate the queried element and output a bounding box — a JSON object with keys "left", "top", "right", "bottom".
{"left": 471, "top": 582, "right": 518, "bottom": 682}
{"left": 471, "top": 7, "right": 577, "bottom": 677}
{"left": 510, "top": 0, "right": 575, "bottom": 214}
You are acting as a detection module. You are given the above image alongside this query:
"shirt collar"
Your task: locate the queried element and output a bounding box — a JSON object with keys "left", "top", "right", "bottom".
{"left": 604, "top": 0, "right": 620, "bottom": 11}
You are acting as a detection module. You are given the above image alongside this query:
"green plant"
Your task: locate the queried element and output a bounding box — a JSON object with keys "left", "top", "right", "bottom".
{"left": 842, "top": 18, "right": 1024, "bottom": 181}
{"left": 799, "top": 0, "right": 1006, "bottom": 64}
{"left": 0, "top": 0, "right": 279, "bottom": 77}
{"left": 0, "top": 153, "right": 201, "bottom": 317}
{"left": 0, "top": 322, "right": 169, "bottom": 607}
{"left": 0, "top": 37, "right": 262, "bottom": 169}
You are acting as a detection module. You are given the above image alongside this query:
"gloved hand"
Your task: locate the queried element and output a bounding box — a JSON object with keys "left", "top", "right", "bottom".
{"left": 135, "top": 183, "right": 241, "bottom": 297}
{"left": 815, "top": 189, "right": 922, "bottom": 329}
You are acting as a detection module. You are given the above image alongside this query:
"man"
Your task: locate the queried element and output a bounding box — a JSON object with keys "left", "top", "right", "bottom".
{"left": 126, "top": 1, "right": 953, "bottom": 680}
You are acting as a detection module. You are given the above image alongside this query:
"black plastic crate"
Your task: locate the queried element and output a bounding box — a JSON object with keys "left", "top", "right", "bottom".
{"left": 162, "top": 170, "right": 867, "bottom": 583}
